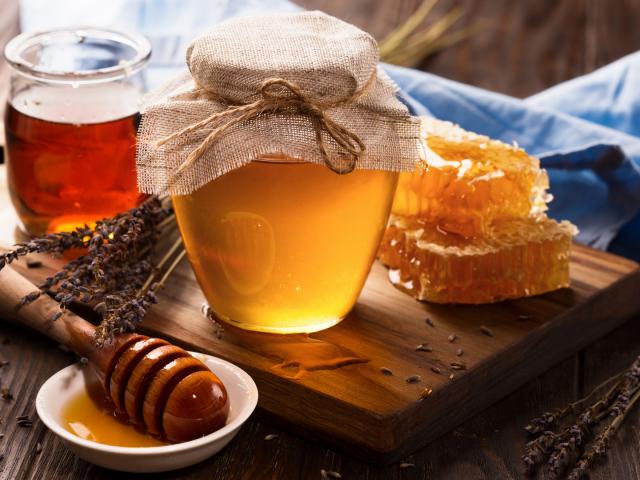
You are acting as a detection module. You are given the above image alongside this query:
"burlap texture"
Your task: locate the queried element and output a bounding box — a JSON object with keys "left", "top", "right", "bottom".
{"left": 136, "top": 11, "right": 421, "bottom": 195}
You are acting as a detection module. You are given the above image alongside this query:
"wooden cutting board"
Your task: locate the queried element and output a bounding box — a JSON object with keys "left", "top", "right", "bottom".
{"left": 6, "top": 240, "right": 640, "bottom": 464}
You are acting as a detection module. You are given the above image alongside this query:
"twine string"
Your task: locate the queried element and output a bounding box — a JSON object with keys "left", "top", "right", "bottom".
{"left": 155, "top": 78, "right": 367, "bottom": 185}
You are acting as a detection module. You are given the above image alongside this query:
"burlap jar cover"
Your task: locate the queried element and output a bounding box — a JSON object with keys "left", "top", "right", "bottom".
{"left": 136, "top": 11, "right": 421, "bottom": 196}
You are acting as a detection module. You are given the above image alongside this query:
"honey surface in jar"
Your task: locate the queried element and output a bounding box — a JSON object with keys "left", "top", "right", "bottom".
{"left": 392, "top": 118, "right": 549, "bottom": 238}
{"left": 380, "top": 117, "right": 577, "bottom": 304}
{"left": 4, "top": 85, "right": 145, "bottom": 235}
{"left": 63, "top": 387, "right": 167, "bottom": 447}
{"left": 173, "top": 160, "right": 398, "bottom": 334}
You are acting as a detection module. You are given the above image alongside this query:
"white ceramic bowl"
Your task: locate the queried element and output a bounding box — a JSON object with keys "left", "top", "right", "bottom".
{"left": 36, "top": 352, "right": 258, "bottom": 473}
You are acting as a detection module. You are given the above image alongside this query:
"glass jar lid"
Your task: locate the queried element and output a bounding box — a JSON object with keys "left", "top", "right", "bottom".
{"left": 4, "top": 27, "right": 151, "bottom": 84}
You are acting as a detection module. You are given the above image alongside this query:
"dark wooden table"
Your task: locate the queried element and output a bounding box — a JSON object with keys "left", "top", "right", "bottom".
{"left": 1, "top": 1, "right": 640, "bottom": 478}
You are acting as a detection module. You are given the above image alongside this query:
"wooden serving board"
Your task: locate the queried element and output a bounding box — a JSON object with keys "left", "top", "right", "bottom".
{"left": 6, "top": 240, "right": 640, "bottom": 464}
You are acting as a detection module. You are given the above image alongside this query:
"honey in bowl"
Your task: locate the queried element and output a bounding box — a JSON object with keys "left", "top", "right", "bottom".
{"left": 172, "top": 159, "right": 399, "bottom": 334}
{"left": 62, "top": 387, "right": 168, "bottom": 448}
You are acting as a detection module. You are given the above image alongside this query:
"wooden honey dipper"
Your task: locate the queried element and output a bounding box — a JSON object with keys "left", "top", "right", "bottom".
{"left": 0, "top": 265, "right": 229, "bottom": 443}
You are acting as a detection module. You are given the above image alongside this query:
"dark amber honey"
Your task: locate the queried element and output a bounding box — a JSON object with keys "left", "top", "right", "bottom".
{"left": 4, "top": 102, "right": 144, "bottom": 235}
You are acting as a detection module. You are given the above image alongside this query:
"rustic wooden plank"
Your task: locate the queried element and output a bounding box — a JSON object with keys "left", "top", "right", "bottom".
{"left": 580, "top": 312, "right": 640, "bottom": 480}
{"left": 7, "top": 328, "right": 580, "bottom": 480}
{"left": 5, "top": 313, "right": 636, "bottom": 480}
{"left": 7, "top": 241, "right": 639, "bottom": 464}
{"left": 2, "top": 0, "right": 640, "bottom": 478}
{"left": 0, "top": 323, "right": 76, "bottom": 480}
{"left": 117, "top": 248, "right": 640, "bottom": 464}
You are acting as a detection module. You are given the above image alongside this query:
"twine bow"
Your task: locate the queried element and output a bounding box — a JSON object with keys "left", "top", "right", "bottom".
{"left": 156, "top": 78, "right": 367, "bottom": 185}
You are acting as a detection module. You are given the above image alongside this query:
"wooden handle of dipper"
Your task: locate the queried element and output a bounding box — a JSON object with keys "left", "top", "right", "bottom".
{"left": 0, "top": 265, "right": 229, "bottom": 442}
{"left": 0, "top": 265, "right": 125, "bottom": 372}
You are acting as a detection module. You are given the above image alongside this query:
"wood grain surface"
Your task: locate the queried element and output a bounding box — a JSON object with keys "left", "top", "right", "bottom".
{"left": 6, "top": 241, "right": 640, "bottom": 465}
{"left": 2, "top": 0, "right": 640, "bottom": 478}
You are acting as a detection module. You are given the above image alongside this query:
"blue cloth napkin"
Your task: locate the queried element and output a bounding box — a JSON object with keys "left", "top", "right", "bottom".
{"left": 20, "top": 0, "right": 640, "bottom": 260}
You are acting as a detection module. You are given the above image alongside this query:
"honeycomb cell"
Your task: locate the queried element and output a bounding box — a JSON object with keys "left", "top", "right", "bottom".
{"left": 391, "top": 118, "right": 550, "bottom": 238}
{"left": 379, "top": 215, "right": 577, "bottom": 304}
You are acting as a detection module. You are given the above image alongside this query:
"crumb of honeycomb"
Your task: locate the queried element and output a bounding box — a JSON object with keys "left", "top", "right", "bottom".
{"left": 380, "top": 117, "right": 577, "bottom": 304}
{"left": 391, "top": 118, "right": 550, "bottom": 238}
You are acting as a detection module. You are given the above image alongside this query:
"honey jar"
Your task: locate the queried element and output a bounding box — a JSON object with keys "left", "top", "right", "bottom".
{"left": 137, "top": 12, "right": 421, "bottom": 334}
{"left": 173, "top": 159, "right": 398, "bottom": 333}
{"left": 3, "top": 28, "right": 150, "bottom": 235}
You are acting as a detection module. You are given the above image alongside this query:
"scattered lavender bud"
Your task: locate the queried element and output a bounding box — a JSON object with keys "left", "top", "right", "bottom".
{"left": 1, "top": 389, "right": 13, "bottom": 402}
{"left": 420, "top": 388, "right": 433, "bottom": 399}
{"left": 26, "top": 259, "right": 42, "bottom": 269}
{"left": 480, "top": 325, "right": 494, "bottom": 337}
{"left": 450, "top": 362, "right": 467, "bottom": 370}
{"left": 322, "top": 470, "right": 341, "bottom": 479}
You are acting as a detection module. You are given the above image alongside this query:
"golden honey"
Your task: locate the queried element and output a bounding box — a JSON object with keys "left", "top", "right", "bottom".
{"left": 392, "top": 118, "right": 549, "bottom": 238}
{"left": 379, "top": 117, "right": 577, "bottom": 304}
{"left": 173, "top": 160, "right": 398, "bottom": 334}
{"left": 379, "top": 215, "right": 576, "bottom": 304}
{"left": 62, "top": 388, "right": 167, "bottom": 447}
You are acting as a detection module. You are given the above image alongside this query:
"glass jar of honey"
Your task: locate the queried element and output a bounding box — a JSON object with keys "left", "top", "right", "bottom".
{"left": 139, "top": 12, "right": 421, "bottom": 335}
{"left": 3, "top": 28, "right": 151, "bottom": 235}
{"left": 172, "top": 159, "right": 398, "bottom": 334}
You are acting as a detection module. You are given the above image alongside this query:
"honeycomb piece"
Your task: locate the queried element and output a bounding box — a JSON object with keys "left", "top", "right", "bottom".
{"left": 391, "top": 118, "right": 550, "bottom": 238}
{"left": 379, "top": 215, "right": 578, "bottom": 304}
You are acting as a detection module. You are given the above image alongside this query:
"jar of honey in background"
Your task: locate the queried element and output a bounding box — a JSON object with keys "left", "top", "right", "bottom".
{"left": 3, "top": 28, "right": 150, "bottom": 235}
{"left": 172, "top": 158, "right": 399, "bottom": 334}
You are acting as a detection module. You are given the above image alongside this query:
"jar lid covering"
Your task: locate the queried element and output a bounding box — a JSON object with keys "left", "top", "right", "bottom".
{"left": 136, "top": 11, "right": 420, "bottom": 195}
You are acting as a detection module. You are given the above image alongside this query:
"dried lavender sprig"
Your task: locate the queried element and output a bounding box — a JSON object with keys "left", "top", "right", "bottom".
{"left": 2, "top": 196, "right": 179, "bottom": 344}
{"left": 547, "top": 367, "right": 640, "bottom": 478}
{"left": 523, "top": 430, "right": 558, "bottom": 472}
{"left": 567, "top": 384, "right": 640, "bottom": 480}
{"left": 94, "top": 237, "right": 185, "bottom": 345}
{"left": 546, "top": 412, "right": 595, "bottom": 479}
{"left": 523, "top": 355, "right": 640, "bottom": 478}
{"left": 137, "top": 237, "right": 184, "bottom": 295}
{"left": 11, "top": 197, "right": 170, "bottom": 302}
{"left": 0, "top": 225, "right": 92, "bottom": 270}
{"left": 524, "top": 371, "right": 627, "bottom": 437}
{"left": 537, "top": 388, "right": 621, "bottom": 478}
